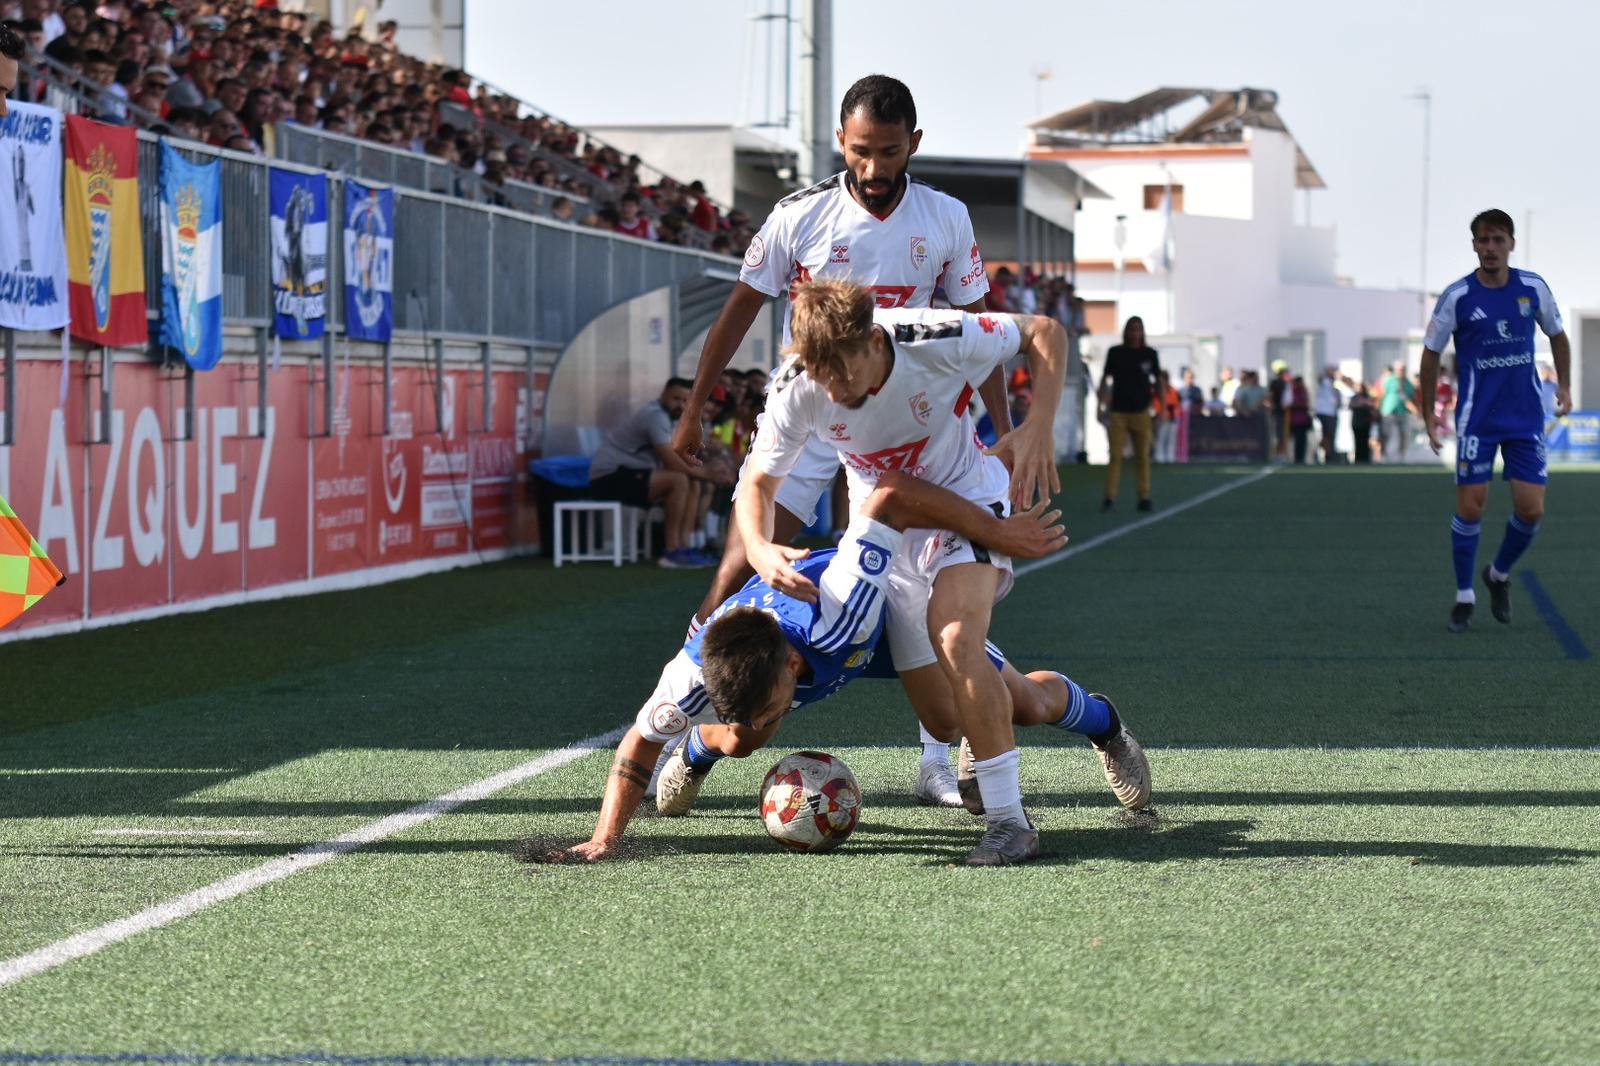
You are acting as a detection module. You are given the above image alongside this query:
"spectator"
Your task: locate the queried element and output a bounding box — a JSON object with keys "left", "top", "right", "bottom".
{"left": 1204, "top": 387, "right": 1226, "bottom": 418}
{"left": 1232, "top": 370, "right": 1266, "bottom": 418}
{"left": 1289, "top": 374, "right": 1312, "bottom": 464}
{"left": 549, "top": 195, "right": 574, "bottom": 224}
{"left": 1179, "top": 367, "right": 1204, "bottom": 413}
{"left": 1378, "top": 359, "right": 1417, "bottom": 463}
{"left": 587, "top": 377, "right": 727, "bottom": 569}
{"left": 1218, "top": 366, "right": 1239, "bottom": 407}
{"left": 1349, "top": 382, "right": 1377, "bottom": 464}
{"left": 984, "top": 266, "right": 1012, "bottom": 313}
{"left": 1314, "top": 365, "right": 1341, "bottom": 463}
{"left": 613, "top": 191, "right": 656, "bottom": 241}
{"left": 1153, "top": 369, "right": 1180, "bottom": 463}
{"left": 1267, "top": 360, "right": 1291, "bottom": 461}
{"left": 1098, "top": 315, "right": 1161, "bottom": 512}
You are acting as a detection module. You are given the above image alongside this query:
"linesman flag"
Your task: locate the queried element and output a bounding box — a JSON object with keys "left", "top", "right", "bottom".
{"left": 0, "top": 493, "right": 65, "bottom": 629}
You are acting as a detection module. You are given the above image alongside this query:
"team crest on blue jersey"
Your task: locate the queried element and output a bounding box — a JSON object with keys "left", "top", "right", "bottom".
{"left": 845, "top": 648, "right": 870, "bottom": 669}
{"left": 858, "top": 540, "right": 889, "bottom": 575}
{"left": 1518, "top": 296, "right": 1532, "bottom": 318}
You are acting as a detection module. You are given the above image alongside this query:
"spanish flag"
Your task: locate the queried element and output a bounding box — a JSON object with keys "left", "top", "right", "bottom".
{"left": 65, "top": 115, "right": 147, "bottom": 348}
{"left": 0, "top": 493, "right": 64, "bottom": 630}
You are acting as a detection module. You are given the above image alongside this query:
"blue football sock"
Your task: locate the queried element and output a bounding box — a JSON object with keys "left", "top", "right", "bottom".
{"left": 1491, "top": 515, "right": 1540, "bottom": 576}
{"left": 682, "top": 725, "right": 724, "bottom": 772}
{"left": 1450, "top": 514, "right": 1481, "bottom": 594}
{"left": 1050, "top": 672, "right": 1113, "bottom": 739}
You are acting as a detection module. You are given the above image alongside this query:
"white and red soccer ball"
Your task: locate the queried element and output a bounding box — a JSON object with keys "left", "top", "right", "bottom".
{"left": 759, "top": 751, "right": 862, "bottom": 852}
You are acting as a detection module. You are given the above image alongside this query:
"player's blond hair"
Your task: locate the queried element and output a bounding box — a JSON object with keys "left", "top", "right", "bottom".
{"left": 787, "top": 278, "right": 875, "bottom": 381}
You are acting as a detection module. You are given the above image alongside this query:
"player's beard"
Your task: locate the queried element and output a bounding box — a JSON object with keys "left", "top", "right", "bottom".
{"left": 845, "top": 168, "right": 906, "bottom": 213}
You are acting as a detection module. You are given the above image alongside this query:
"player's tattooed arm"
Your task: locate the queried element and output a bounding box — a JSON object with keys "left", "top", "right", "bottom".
{"left": 563, "top": 726, "right": 665, "bottom": 863}
{"left": 610, "top": 755, "right": 652, "bottom": 790}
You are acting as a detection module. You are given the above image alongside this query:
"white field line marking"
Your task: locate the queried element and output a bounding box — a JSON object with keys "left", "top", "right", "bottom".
{"left": 1016, "top": 466, "right": 1277, "bottom": 577}
{"left": 0, "top": 726, "right": 627, "bottom": 990}
{"left": 92, "top": 828, "right": 264, "bottom": 838}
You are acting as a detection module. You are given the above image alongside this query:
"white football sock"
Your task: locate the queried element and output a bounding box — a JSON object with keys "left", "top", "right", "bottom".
{"left": 972, "top": 747, "right": 1026, "bottom": 826}
{"left": 1456, "top": 589, "right": 1476, "bottom": 605}
{"left": 918, "top": 723, "right": 949, "bottom": 765}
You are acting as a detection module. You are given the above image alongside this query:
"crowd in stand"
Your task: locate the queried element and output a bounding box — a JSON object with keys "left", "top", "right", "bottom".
{"left": 1, "top": 0, "right": 754, "bottom": 252}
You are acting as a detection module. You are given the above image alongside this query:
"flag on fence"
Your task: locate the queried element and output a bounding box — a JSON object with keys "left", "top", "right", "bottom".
{"left": 343, "top": 179, "right": 393, "bottom": 343}
{"left": 270, "top": 167, "right": 328, "bottom": 341}
{"left": 0, "top": 492, "right": 65, "bottom": 630}
{"left": 64, "top": 115, "right": 146, "bottom": 347}
{"left": 160, "top": 140, "right": 223, "bottom": 370}
{"left": 0, "top": 102, "right": 70, "bottom": 332}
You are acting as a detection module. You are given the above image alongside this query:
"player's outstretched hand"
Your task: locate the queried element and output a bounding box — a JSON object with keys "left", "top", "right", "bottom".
{"left": 986, "top": 421, "right": 1061, "bottom": 511}
{"left": 750, "top": 540, "right": 816, "bottom": 602}
{"left": 991, "top": 500, "right": 1068, "bottom": 559}
{"left": 1424, "top": 413, "right": 1442, "bottom": 455}
{"left": 669, "top": 417, "right": 706, "bottom": 468}
{"left": 559, "top": 839, "right": 616, "bottom": 863}
{"left": 1556, "top": 387, "right": 1573, "bottom": 418}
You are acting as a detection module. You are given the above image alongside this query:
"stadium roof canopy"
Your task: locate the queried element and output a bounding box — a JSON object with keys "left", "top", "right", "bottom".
{"left": 1028, "top": 87, "right": 1325, "bottom": 190}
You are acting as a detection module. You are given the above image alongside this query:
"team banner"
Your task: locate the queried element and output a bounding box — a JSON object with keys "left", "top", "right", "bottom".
{"left": 343, "top": 180, "right": 393, "bottom": 343}
{"left": 64, "top": 115, "right": 146, "bottom": 348}
{"left": 270, "top": 168, "right": 328, "bottom": 340}
{"left": 159, "top": 141, "right": 223, "bottom": 370}
{"left": 0, "top": 492, "right": 65, "bottom": 630}
{"left": 0, "top": 103, "right": 69, "bottom": 332}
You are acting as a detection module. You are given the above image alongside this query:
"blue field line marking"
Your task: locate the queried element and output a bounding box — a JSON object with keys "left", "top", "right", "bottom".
{"left": 1521, "top": 570, "right": 1592, "bottom": 661}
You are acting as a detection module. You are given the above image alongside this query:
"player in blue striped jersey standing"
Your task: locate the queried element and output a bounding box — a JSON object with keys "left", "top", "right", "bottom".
{"left": 1420, "top": 209, "right": 1571, "bottom": 633}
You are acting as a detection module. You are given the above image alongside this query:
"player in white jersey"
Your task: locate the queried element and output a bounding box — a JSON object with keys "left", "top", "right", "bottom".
{"left": 740, "top": 279, "right": 1147, "bottom": 866}
{"left": 670, "top": 75, "right": 1013, "bottom": 806}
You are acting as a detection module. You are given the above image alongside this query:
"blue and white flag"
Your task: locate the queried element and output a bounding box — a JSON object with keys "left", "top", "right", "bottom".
{"left": 159, "top": 141, "right": 223, "bottom": 370}
{"left": 343, "top": 179, "right": 393, "bottom": 343}
{"left": 0, "top": 102, "right": 69, "bottom": 332}
{"left": 270, "top": 168, "right": 328, "bottom": 340}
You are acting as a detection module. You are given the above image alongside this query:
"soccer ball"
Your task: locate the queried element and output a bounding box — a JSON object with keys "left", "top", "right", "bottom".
{"left": 759, "top": 751, "right": 862, "bottom": 852}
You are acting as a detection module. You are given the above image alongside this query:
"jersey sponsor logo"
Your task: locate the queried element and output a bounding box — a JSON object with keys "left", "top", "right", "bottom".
{"left": 959, "top": 262, "right": 986, "bottom": 288}
{"left": 858, "top": 539, "right": 890, "bottom": 575}
{"left": 1477, "top": 351, "right": 1534, "bottom": 370}
{"left": 1497, "top": 320, "right": 1513, "bottom": 340}
{"left": 829, "top": 422, "right": 850, "bottom": 441}
{"left": 841, "top": 437, "right": 930, "bottom": 478}
{"left": 1468, "top": 307, "right": 1487, "bottom": 322}
{"left": 870, "top": 284, "right": 915, "bottom": 309}
{"left": 830, "top": 243, "right": 850, "bottom": 263}
{"left": 1518, "top": 296, "right": 1532, "bottom": 317}
{"left": 910, "top": 236, "right": 928, "bottom": 269}
{"left": 651, "top": 701, "right": 688, "bottom": 736}
{"left": 908, "top": 391, "right": 932, "bottom": 426}
{"left": 977, "top": 315, "right": 1001, "bottom": 334}
{"left": 743, "top": 235, "right": 766, "bottom": 269}
{"left": 970, "top": 242, "right": 980, "bottom": 263}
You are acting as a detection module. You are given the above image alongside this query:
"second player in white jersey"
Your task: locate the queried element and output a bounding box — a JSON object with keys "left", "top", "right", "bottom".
{"left": 751, "top": 307, "right": 1021, "bottom": 512}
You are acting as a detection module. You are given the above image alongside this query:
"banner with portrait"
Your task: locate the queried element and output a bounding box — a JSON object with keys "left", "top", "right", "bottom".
{"left": 343, "top": 179, "right": 393, "bottom": 343}
{"left": 0, "top": 102, "right": 69, "bottom": 332}
{"left": 270, "top": 168, "right": 328, "bottom": 341}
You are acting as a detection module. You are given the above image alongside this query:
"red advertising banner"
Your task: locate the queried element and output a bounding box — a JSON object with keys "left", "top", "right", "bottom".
{"left": 0, "top": 358, "right": 530, "bottom": 636}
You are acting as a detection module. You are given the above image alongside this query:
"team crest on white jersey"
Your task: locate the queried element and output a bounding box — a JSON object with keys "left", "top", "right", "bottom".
{"left": 908, "top": 391, "right": 932, "bottom": 426}
{"left": 910, "top": 236, "right": 928, "bottom": 269}
{"left": 744, "top": 235, "right": 766, "bottom": 268}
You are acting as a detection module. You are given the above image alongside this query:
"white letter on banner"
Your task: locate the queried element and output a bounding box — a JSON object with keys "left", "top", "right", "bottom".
{"left": 246, "top": 405, "right": 277, "bottom": 549}
{"left": 128, "top": 406, "right": 165, "bottom": 567}
{"left": 211, "top": 406, "right": 239, "bottom": 554}
{"left": 175, "top": 408, "right": 207, "bottom": 560}
{"left": 38, "top": 408, "right": 80, "bottom": 574}
{"left": 91, "top": 409, "right": 126, "bottom": 571}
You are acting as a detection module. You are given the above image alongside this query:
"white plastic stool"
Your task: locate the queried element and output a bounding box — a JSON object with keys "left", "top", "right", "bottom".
{"left": 553, "top": 501, "right": 652, "bottom": 566}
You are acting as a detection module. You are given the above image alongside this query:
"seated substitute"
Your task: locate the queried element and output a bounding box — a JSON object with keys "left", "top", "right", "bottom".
{"left": 551, "top": 471, "right": 1150, "bottom": 867}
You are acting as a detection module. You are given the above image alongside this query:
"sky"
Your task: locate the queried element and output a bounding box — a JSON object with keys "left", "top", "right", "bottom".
{"left": 465, "top": 0, "right": 1600, "bottom": 309}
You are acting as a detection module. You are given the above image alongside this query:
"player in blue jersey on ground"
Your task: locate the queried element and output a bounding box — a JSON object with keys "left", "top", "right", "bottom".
{"left": 552, "top": 471, "right": 1149, "bottom": 865}
{"left": 1420, "top": 209, "right": 1571, "bottom": 633}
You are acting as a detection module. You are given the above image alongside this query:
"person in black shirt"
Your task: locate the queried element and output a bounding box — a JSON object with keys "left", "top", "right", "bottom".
{"left": 1098, "top": 316, "right": 1160, "bottom": 512}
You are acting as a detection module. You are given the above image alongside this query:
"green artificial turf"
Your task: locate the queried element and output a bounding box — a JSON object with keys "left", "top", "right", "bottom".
{"left": 2, "top": 463, "right": 1597, "bottom": 1065}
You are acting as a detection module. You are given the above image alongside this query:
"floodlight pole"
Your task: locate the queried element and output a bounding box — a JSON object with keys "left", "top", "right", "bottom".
{"left": 1410, "top": 89, "right": 1432, "bottom": 326}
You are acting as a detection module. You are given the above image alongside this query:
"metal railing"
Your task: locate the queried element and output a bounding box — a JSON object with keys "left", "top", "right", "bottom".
{"left": 125, "top": 133, "right": 734, "bottom": 351}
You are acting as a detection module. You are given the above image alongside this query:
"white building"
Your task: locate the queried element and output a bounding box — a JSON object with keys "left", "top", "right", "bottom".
{"left": 1029, "top": 87, "right": 1420, "bottom": 386}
